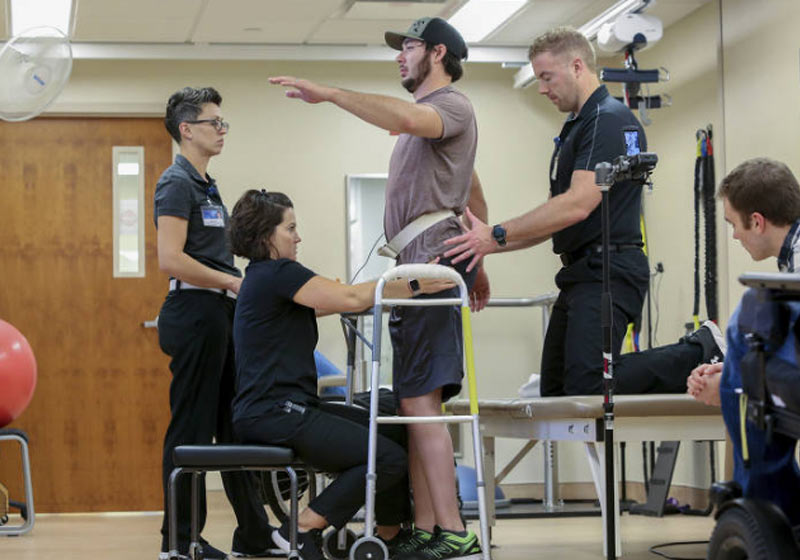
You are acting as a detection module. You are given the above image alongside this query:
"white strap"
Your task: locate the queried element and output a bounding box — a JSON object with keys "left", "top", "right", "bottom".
{"left": 378, "top": 209, "right": 457, "bottom": 259}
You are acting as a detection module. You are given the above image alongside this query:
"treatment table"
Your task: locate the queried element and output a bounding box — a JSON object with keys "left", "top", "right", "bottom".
{"left": 446, "top": 394, "right": 725, "bottom": 557}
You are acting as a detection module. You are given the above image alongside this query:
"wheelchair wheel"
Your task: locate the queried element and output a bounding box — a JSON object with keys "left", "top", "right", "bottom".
{"left": 349, "top": 536, "right": 388, "bottom": 560}
{"left": 255, "top": 470, "right": 311, "bottom": 524}
{"left": 708, "top": 500, "right": 799, "bottom": 559}
{"left": 323, "top": 527, "right": 358, "bottom": 560}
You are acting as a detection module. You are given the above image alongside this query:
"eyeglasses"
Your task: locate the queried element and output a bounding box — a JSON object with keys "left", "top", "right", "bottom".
{"left": 185, "top": 118, "right": 230, "bottom": 133}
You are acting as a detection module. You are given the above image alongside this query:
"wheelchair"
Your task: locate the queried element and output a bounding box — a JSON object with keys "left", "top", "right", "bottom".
{"left": 708, "top": 273, "right": 800, "bottom": 559}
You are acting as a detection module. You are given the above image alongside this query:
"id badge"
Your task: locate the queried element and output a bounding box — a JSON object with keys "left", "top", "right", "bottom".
{"left": 201, "top": 204, "right": 225, "bottom": 227}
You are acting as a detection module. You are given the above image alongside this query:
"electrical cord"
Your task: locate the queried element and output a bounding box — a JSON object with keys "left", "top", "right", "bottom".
{"left": 349, "top": 232, "right": 386, "bottom": 284}
{"left": 652, "top": 268, "right": 664, "bottom": 346}
{"left": 648, "top": 540, "right": 708, "bottom": 560}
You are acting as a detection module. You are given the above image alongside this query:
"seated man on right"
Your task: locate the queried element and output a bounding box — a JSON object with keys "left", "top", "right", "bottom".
{"left": 688, "top": 157, "right": 800, "bottom": 525}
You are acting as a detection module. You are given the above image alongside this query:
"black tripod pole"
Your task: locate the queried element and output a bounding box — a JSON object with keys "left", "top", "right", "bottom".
{"left": 595, "top": 162, "right": 617, "bottom": 559}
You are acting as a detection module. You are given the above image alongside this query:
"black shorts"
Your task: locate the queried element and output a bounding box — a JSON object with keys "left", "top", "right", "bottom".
{"left": 389, "top": 258, "right": 476, "bottom": 402}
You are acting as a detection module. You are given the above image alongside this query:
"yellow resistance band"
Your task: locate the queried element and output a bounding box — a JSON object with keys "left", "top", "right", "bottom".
{"left": 462, "top": 306, "right": 480, "bottom": 416}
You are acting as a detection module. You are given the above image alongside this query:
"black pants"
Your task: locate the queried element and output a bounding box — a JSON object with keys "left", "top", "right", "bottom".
{"left": 235, "top": 400, "right": 411, "bottom": 529}
{"left": 158, "top": 291, "right": 271, "bottom": 552}
{"left": 541, "top": 250, "right": 701, "bottom": 396}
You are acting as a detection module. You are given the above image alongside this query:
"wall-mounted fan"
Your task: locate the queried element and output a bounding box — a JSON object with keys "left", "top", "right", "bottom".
{"left": 0, "top": 26, "right": 73, "bottom": 122}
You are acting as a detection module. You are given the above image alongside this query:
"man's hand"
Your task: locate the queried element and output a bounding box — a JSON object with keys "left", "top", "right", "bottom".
{"left": 687, "top": 362, "right": 723, "bottom": 407}
{"left": 469, "top": 265, "right": 490, "bottom": 312}
{"left": 443, "top": 207, "right": 496, "bottom": 272}
{"left": 268, "top": 76, "right": 335, "bottom": 104}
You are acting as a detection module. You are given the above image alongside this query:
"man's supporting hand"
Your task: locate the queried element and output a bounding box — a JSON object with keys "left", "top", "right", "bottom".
{"left": 443, "top": 207, "right": 496, "bottom": 272}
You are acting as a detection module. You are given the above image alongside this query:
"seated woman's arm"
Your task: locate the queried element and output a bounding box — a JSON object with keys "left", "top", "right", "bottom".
{"left": 295, "top": 276, "right": 455, "bottom": 315}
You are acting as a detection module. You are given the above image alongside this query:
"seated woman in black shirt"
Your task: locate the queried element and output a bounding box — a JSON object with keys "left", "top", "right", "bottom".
{"left": 228, "top": 190, "right": 455, "bottom": 560}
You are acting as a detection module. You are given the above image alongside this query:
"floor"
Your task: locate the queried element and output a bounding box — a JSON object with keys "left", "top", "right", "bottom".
{"left": 1, "top": 491, "right": 715, "bottom": 560}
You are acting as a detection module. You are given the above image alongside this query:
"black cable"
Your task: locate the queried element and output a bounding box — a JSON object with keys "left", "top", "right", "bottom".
{"left": 648, "top": 540, "right": 708, "bottom": 560}
{"left": 703, "top": 127, "right": 718, "bottom": 322}
{"left": 693, "top": 135, "right": 702, "bottom": 322}
{"left": 349, "top": 232, "right": 386, "bottom": 284}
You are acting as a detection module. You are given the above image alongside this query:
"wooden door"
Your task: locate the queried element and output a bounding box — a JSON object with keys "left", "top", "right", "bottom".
{"left": 0, "top": 118, "right": 173, "bottom": 512}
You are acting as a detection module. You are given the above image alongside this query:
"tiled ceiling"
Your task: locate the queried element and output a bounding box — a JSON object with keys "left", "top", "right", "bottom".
{"left": 1, "top": 0, "right": 712, "bottom": 56}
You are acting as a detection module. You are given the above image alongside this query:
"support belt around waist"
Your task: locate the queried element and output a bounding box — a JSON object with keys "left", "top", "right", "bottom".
{"left": 378, "top": 210, "right": 457, "bottom": 260}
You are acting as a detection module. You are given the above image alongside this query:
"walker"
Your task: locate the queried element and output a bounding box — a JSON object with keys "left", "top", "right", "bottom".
{"left": 348, "top": 263, "right": 491, "bottom": 560}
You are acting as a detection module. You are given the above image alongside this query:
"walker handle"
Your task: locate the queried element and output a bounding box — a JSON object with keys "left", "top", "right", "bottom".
{"left": 381, "top": 263, "right": 465, "bottom": 286}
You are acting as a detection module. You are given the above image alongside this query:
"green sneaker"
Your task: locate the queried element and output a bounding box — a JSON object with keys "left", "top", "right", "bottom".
{"left": 401, "top": 527, "right": 481, "bottom": 560}
{"left": 389, "top": 527, "right": 434, "bottom": 558}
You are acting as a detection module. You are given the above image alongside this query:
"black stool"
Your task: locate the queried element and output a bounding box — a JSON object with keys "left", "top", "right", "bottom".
{"left": 168, "top": 445, "right": 302, "bottom": 559}
{"left": 0, "top": 428, "right": 34, "bottom": 536}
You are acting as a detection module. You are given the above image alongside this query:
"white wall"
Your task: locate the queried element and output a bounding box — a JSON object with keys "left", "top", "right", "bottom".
{"left": 43, "top": 0, "right": 800, "bottom": 493}
{"left": 52, "top": 57, "right": 565, "bottom": 484}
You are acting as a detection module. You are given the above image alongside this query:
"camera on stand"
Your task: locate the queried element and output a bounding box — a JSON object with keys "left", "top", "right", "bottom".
{"left": 595, "top": 152, "right": 658, "bottom": 187}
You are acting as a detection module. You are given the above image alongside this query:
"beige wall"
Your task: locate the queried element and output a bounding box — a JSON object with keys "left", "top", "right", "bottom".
{"left": 720, "top": 0, "right": 800, "bottom": 301}
{"left": 56, "top": 58, "right": 562, "bottom": 377}
{"left": 605, "top": 0, "right": 800, "bottom": 490}
{"left": 42, "top": 0, "right": 800, "bottom": 491}
{"left": 53, "top": 58, "right": 565, "bottom": 484}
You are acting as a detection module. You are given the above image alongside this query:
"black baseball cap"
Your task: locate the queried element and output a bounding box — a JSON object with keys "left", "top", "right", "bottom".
{"left": 385, "top": 17, "right": 468, "bottom": 60}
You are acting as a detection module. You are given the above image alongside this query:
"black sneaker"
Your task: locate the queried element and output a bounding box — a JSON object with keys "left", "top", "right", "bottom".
{"left": 272, "top": 522, "right": 324, "bottom": 560}
{"left": 399, "top": 526, "right": 481, "bottom": 560}
{"left": 231, "top": 526, "right": 284, "bottom": 558}
{"left": 159, "top": 538, "right": 228, "bottom": 560}
{"left": 388, "top": 526, "right": 434, "bottom": 558}
{"left": 685, "top": 320, "right": 727, "bottom": 364}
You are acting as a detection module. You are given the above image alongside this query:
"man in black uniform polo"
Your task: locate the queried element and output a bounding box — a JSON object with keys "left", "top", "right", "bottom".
{"left": 444, "top": 27, "right": 724, "bottom": 396}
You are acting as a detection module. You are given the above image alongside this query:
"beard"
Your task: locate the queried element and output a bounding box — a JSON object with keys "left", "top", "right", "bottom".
{"left": 401, "top": 54, "right": 432, "bottom": 93}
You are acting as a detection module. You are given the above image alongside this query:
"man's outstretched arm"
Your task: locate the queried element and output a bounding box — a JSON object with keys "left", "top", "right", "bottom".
{"left": 269, "top": 76, "right": 443, "bottom": 138}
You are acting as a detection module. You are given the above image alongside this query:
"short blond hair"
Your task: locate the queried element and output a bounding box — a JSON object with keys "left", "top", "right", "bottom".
{"left": 528, "top": 26, "right": 596, "bottom": 73}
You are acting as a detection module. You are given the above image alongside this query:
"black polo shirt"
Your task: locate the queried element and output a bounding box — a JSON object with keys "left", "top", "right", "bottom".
{"left": 232, "top": 258, "right": 319, "bottom": 423}
{"left": 549, "top": 85, "right": 647, "bottom": 256}
{"left": 153, "top": 154, "right": 240, "bottom": 277}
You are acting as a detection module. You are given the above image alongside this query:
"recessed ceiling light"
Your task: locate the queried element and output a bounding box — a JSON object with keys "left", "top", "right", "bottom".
{"left": 10, "top": 0, "right": 73, "bottom": 36}
{"left": 449, "top": 0, "right": 528, "bottom": 43}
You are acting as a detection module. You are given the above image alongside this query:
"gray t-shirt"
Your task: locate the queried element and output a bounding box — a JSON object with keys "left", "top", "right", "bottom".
{"left": 384, "top": 85, "right": 478, "bottom": 264}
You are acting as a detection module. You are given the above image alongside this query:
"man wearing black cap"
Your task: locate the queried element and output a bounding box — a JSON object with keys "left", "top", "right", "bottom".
{"left": 270, "top": 15, "right": 485, "bottom": 560}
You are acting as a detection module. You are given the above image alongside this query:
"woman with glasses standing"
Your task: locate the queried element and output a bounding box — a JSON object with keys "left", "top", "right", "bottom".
{"left": 153, "top": 87, "right": 276, "bottom": 560}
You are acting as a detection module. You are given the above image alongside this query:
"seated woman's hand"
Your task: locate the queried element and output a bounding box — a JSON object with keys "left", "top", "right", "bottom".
{"left": 417, "top": 277, "right": 457, "bottom": 295}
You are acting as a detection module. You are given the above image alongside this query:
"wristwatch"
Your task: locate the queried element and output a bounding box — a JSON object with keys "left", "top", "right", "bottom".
{"left": 492, "top": 224, "right": 507, "bottom": 247}
{"left": 408, "top": 278, "right": 421, "bottom": 296}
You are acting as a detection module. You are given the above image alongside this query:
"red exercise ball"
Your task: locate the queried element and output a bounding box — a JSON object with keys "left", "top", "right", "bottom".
{"left": 0, "top": 319, "right": 37, "bottom": 428}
